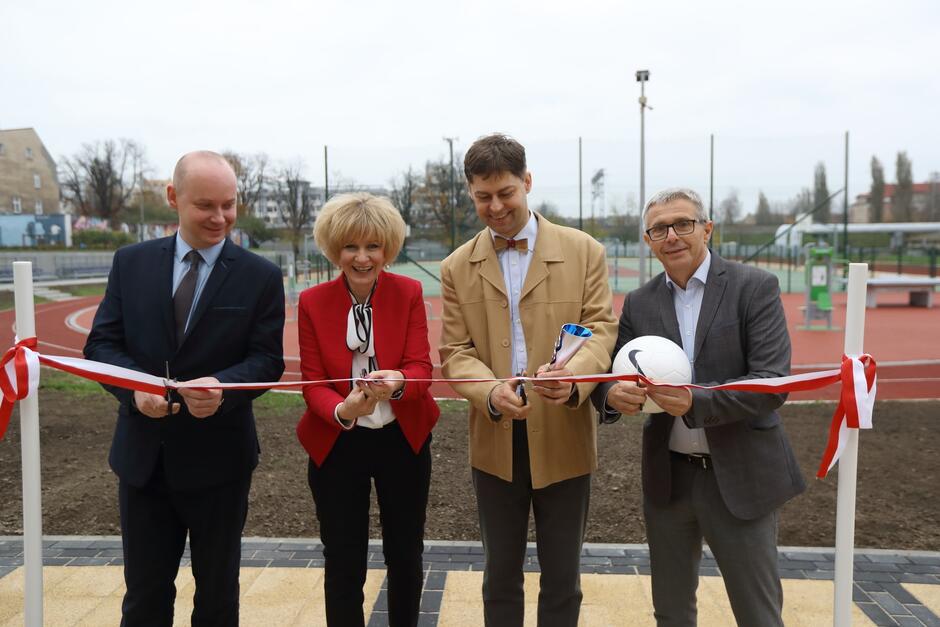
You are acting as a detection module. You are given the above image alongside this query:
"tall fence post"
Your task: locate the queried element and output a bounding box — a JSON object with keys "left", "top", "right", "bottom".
{"left": 14, "top": 261, "right": 43, "bottom": 627}
{"left": 614, "top": 242, "right": 620, "bottom": 293}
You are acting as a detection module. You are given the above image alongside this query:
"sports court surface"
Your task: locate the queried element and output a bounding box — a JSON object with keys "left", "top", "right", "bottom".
{"left": 11, "top": 284, "right": 939, "bottom": 401}
{"left": 1, "top": 269, "right": 938, "bottom": 625}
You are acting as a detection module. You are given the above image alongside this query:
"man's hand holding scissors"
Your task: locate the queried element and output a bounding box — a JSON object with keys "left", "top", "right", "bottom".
{"left": 132, "top": 391, "right": 180, "bottom": 419}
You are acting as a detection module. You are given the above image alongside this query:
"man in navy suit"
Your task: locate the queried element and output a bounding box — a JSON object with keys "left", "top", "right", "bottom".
{"left": 84, "top": 151, "right": 285, "bottom": 626}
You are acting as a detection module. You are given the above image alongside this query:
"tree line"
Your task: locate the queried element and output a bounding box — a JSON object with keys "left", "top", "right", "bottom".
{"left": 58, "top": 140, "right": 486, "bottom": 255}
{"left": 59, "top": 141, "right": 938, "bottom": 255}
{"left": 716, "top": 151, "right": 936, "bottom": 227}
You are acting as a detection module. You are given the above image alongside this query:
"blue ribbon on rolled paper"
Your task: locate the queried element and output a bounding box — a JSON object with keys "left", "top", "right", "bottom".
{"left": 548, "top": 323, "right": 593, "bottom": 370}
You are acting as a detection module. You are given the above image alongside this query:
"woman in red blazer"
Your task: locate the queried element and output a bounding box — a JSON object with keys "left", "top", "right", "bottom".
{"left": 297, "top": 192, "right": 439, "bottom": 627}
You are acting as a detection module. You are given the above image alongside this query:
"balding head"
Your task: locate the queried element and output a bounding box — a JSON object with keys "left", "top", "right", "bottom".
{"left": 167, "top": 150, "right": 238, "bottom": 249}
{"left": 172, "top": 150, "right": 236, "bottom": 193}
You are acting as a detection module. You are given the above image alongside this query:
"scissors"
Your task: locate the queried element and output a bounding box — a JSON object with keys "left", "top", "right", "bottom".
{"left": 515, "top": 371, "right": 528, "bottom": 406}
{"left": 165, "top": 361, "right": 176, "bottom": 416}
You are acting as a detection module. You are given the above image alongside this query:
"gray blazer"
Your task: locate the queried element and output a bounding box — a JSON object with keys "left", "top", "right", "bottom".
{"left": 593, "top": 254, "right": 805, "bottom": 520}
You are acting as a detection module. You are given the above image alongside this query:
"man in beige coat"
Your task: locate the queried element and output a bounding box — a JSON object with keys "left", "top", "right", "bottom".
{"left": 440, "top": 134, "right": 616, "bottom": 626}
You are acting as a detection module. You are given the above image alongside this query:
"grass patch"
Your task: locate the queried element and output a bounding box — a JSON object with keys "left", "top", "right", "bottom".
{"left": 436, "top": 399, "right": 468, "bottom": 414}
{"left": 39, "top": 366, "right": 109, "bottom": 396}
{"left": 0, "top": 292, "right": 50, "bottom": 312}
{"left": 0, "top": 282, "right": 105, "bottom": 311}
{"left": 254, "top": 390, "right": 306, "bottom": 412}
{"left": 62, "top": 283, "right": 107, "bottom": 297}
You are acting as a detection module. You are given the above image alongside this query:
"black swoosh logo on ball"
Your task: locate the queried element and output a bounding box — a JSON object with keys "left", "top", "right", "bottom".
{"left": 627, "top": 349, "right": 646, "bottom": 376}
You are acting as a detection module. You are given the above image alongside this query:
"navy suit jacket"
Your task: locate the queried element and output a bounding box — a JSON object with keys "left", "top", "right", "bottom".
{"left": 593, "top": 254, "right": 805, "bottom": 520}
{"left": 84, "top": 236, "right": 285, "bottom": 492}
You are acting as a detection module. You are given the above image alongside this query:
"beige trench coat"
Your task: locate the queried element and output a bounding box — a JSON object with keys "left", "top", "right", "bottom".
{"left": 439, "top": 214, "right": 617, "bottom": 488}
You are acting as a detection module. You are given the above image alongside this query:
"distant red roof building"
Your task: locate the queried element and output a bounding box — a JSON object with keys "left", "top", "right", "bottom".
{"left": 850, "top": 180, "right": 940, "bottom": 222}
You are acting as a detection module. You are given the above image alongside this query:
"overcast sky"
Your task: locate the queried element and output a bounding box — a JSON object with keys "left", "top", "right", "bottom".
{"left": 2, "top": 0, "right": 938, "bottom": 218}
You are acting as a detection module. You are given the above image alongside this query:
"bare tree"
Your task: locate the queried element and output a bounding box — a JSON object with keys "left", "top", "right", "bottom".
{"left": 222, "top": 151, "right": 269, "bottom": 217}
{"left": 60, "top": 139, "right": 147, "bottom": 228}
{"left": 789, "top": 188, "right": 814, "bottom": 220}
{"left": 278, "top": 164, "right": 314, "bottom": 258}
{"left": 718, "top": 189, "right": 741, "bottom": 225}
{"left": 413, "top": 157, "right": 476, "bottom": 246}
{"left": 390, "top": 167, "right": 421, "bottom": 234}
{"left": 754, "top": 190, "right": 773, "bottom": 225}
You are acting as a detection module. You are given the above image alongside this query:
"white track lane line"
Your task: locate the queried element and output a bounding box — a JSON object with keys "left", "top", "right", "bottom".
{"left": 65, "top": 306, "right": 98, "bottom": 334}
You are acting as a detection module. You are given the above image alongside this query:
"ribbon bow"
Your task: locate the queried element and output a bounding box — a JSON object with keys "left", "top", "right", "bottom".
{"left": 816, "top": 353, "right": 877, "bottom": 478}
{"left": 494, "top": 237, "right": 528, "bottom": 252}
{"left": 0, "top": 337, "right": 40, "bottom": 440}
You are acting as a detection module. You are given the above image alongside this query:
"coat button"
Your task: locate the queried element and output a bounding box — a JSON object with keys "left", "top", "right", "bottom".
{"left": 501, "top": 339, "right": 509, "bottom": 348}
{"left": 501, "top": 301, "right": 508, "bottom": 308}
{"left": 502, "top": 421, "right": 511, "bottom": 430}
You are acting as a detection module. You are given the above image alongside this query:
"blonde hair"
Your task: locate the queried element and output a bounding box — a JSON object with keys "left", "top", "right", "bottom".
{"left": 314, "top": 192, "right": 406, "bottom": 265}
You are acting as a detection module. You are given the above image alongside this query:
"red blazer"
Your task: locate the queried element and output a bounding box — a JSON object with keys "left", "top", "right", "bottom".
{"left": 296, "top": 271, "right": 440, "bottom": 467}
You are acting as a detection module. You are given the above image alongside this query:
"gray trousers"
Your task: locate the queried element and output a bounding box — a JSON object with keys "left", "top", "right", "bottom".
{"left": 472, "top": 420, "right": 591, "bottom": 627}
{"left": 644, "top": 453, "right": 784, "bottom": 627}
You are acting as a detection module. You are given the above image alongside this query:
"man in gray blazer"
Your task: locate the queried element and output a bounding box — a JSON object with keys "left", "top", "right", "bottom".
{"left": 593, "top": 188, "right": 805, "bottom": 626}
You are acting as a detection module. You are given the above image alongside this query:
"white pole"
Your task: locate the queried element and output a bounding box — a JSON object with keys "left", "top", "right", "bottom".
{"left": 834, "top": 262, "right": 868, "bottom": 626}
{"left": 13, "top": 262, "right": 44, "bottom": 626}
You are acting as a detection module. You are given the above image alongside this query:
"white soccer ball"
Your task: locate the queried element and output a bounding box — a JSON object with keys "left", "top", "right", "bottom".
{"left": 611, "top": 335, "right": 692, "bottom": 413}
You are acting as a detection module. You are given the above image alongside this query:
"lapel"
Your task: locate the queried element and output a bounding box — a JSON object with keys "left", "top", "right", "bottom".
{"left": 328, "top": 275, "right": 355, "bottom": 394}
{"left": 520, "top": 213, "right": 562, "bottom": 303}
{"left": 468, "top": 231, "right": 507, "bottom": 297}
{"left": 654, "top": 277, "right": 682, "bottom": 345}
{"left": 178, "top": 238, "right": 237, "bottom": 350}
{"left": 159, "top": 237, "right": 176, "bottom": 343}
{"left": 693, "top": 253, "right": 728, "bottom": 361}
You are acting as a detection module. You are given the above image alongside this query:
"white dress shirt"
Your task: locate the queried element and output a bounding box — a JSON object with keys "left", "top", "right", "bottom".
{"left": 492, "top": 211, "right": 538, "bottom": 377}
{"left": 665, "top": 251, "right": 711, "bottom": 455}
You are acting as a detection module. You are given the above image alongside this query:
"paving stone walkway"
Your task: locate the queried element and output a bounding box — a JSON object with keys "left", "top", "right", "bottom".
{"left": 1, "top": 536, "right": 938, "bottom": 626}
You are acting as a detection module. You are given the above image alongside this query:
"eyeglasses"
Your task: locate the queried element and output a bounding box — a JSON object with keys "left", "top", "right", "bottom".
{"left": 645, "top": 219, "right": 700, "bottom": 241}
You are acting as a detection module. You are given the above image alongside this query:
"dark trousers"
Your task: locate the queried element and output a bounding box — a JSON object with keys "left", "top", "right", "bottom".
{"left": 644, "top": 453, "right": 784, "bottom": 627}
{"left": 472, "top": 420, "right": 591, "bottom": 627}
{"left": 118, "top": 453, "right": 252, "bottom": 627}
{"left": 308, "top": 421, "right": 432, "bottom": 627}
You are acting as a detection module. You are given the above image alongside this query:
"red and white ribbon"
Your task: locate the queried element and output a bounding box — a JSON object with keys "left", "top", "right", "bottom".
{"left": 0, "top": 337, "right": 41, "bottom": 438}
{"left": 0, "top": 340, "right": 876, "bottom": 478}
{"left": 816, "top": 354, "right": 877, "bottom": 478}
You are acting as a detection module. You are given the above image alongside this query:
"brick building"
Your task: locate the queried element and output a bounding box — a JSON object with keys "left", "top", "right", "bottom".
{"left": 0, "top": 128, "right": 61, "bottom": 215}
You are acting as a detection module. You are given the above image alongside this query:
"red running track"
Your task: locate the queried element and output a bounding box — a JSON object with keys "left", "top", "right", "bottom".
{"left": 3, "top": 291, "right": 939, "bottom": 400}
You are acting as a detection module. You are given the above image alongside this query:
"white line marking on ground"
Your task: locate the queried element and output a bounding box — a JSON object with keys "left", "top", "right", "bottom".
{"left": 65, "top": 306, "right": 98, "bottom": 334}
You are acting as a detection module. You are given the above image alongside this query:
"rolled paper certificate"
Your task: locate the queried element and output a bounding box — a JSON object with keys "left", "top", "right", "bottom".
{"left": 548, "top": 323, "right": 593, "bottom": 371}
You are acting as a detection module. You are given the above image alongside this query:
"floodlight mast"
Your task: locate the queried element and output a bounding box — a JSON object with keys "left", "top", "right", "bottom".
{"left": 636, "top": 70, "right": 651, "bottom": 286}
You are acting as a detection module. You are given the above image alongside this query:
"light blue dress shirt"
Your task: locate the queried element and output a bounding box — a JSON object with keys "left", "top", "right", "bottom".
{"left": 172, "top": 232, "right": 225, "bottom": 334}
{"left": 664, "top": 250, "right": 711, "bottom": 455}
